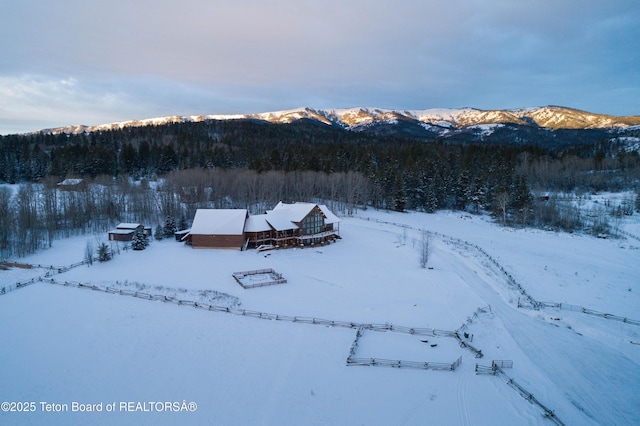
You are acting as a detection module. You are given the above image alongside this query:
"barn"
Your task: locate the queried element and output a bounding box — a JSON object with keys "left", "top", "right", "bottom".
{"left": 188, "top": 209, "right": 249, "bottom": 249}
{"left": 108, "top": 223, "right": 152, "bottom": 242}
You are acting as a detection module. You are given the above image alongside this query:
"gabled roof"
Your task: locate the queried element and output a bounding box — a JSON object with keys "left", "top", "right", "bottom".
{"left": 264, "top": 210, "right": 298, "bottom": 231}
{"left": 190, "top": 209, "right": 248, "bottom": 235}
{"left": 244, "top": 214, "right": 272, "bottom": 233}
{"left": 271, "top": 201, "right": 320, "bottom": 222}
{"left": 116, "top": 223, "right": 142, "bottom": 230}
{"left": 271, "top": 201, "right": 340, "bottom": 225}
{"left": 318, "top": 204, "right": 340, "bottom": 224}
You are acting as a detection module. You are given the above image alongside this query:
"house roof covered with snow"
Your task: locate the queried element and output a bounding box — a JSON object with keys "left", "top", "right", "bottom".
{"left": 116, "top": 223, "right": 142, "bottom": 230}
{"left": 271, "top": 201, "right": 316, "bottom": 222}
{"left": 270, "top": 201, "right": 340, "bottom": 225}
{"left": 264, "top": 210, "right": 298, "bottom": 231}
{"left": 190, "top": 209, "right": 248, "bottom": 235}
{"left": 318, "top": 204, "right": 340, "bottom": 224}
{"left": 244, "top": 214, "right": 272, "bottom": 233}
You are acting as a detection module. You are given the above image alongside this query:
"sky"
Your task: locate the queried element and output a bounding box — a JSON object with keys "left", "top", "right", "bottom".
{"left": 1, "top": 0, "right": 639, "bottom": 135}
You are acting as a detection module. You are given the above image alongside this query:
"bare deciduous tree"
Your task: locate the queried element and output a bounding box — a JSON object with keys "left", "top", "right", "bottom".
{"left": 84, "top": 240, "right": 94, "bottom": 265}
{"left": 419, "top": 231, "right": 431, "bottom": 269}
{"left": 495, "top": 192, "right": 510, "bottom": 224}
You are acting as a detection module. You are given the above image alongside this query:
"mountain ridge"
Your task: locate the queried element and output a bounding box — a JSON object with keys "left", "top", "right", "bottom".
{"left": 35, "top": 105, "right": 640, "bottom": 136}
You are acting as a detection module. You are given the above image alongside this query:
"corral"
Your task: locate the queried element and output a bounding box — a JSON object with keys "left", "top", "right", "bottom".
{"left": 232, "top": 268, "right": 287, "bottom": 289}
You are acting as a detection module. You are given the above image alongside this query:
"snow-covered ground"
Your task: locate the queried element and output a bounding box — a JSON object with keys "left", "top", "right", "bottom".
{"left": 1, "top": 210, "right": 639, "bottom": 425}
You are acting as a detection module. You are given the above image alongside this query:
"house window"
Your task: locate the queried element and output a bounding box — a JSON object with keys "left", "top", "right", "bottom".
{"left": 302, "top": 213, "right": 322, "bottom": 235}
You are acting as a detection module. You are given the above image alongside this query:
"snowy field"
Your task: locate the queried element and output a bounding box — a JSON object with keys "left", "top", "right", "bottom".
{"left": 1, "top": 210, "right": 639, "bottom": 425}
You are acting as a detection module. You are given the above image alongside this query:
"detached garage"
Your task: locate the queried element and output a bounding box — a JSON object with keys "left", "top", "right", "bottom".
{"left": 187, "top": 209, "right": 249, "bottom": 249}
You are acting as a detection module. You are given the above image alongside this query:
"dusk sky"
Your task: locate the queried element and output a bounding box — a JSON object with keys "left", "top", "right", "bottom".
{"left": 1, "top": 0, "right": 639, "bottom": 135}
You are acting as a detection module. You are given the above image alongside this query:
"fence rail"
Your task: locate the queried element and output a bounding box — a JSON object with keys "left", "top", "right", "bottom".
{"left": 347, "top": 356, "right": 462, "bottom": 371}
{"left": 492, "top": 360, "right": 513, "bottom": 369}
{"left": 0, "top": 258, "right": 93, "bottom": 297}
{"left": 537, "top": 301, "right": 640, "bottom": 326}
{"left": 42, "top": 278, "right": 465, "bottom": 340}
{"left": 494, "top": 366, "right": 565, "bottom": 426}
{"left": 617, "top": 229, "right": 640, "bottom": 242}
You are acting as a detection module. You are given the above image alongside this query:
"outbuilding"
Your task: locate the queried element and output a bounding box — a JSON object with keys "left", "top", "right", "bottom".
{"left": 108, "top": 223, "right": 151, "bottom": 242}
{"left": 188, "top": 209, "right": 249, "bottom": 249}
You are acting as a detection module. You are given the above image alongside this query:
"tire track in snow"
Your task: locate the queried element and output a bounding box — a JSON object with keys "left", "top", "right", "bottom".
{"left": 456, "top": 370, "right": 471, "bottom": 426}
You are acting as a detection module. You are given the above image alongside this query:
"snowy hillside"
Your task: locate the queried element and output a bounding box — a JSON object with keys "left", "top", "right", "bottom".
{"left": 35, "top": 106, "right": 640, "bottom": 136}
{"left": 1, "top": 210, "right": 639, "bottom": 425}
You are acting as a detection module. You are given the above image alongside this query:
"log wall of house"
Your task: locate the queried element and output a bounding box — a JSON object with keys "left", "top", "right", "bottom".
{"left": 192, "top": 234, "right": 245, "bottom": 249}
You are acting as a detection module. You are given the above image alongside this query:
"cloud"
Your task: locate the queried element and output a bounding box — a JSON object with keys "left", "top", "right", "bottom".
{"left": 1, "top": 0, "right": 638, "bottom": 134}
{"left": 0, "top": 75, "right": 147, "bottom": 133}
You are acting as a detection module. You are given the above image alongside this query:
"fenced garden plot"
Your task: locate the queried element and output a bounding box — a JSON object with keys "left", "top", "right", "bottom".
{"left": 233, "top": 269, "right": 287, "bottom": 289}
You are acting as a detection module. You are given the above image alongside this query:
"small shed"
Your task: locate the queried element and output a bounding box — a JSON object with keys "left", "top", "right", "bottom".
{"left": 108, "top": 223, "right": 150, "bottom": 242}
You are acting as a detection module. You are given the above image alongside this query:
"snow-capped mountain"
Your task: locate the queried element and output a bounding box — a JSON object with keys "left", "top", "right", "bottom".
{"left": 38, "top": 106, "right": 640, "bottom": 136}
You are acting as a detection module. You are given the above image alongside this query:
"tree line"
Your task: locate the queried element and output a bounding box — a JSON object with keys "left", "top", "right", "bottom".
{"left": 1, "top": 119, "right": 639, "bottom": 258}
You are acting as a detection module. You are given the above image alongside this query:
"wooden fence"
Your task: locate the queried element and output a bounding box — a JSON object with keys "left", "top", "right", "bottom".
{"left": 345, "top": 324, "right": 462, "bottom": 371}
{"left": 346, "top": 356, "right": 462, "bottom": 371}
{"left": 536, "top": 301, "right": 640, "bottom": 326}
{"left": 43, "top": 277, "right": 461, "bottom": 336}
{"left": 454, "top": 305, "right": 492, "bottom": 358}
{"left": 232, "top": 269, "right": 287, "bottom": 289}
{"left": 492, "top": 360, "right": 514, "bottom": 369}
{"left": 0, "top": 260, "right": 91, "bottom": 297}
{"left": 493, "top": 365, "right": 565, "bottom": 426}
{"left": 475, "top": 361, "right": 563, "bottom": 425}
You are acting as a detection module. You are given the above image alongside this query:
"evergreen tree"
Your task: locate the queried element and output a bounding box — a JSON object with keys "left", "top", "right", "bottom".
{"left": 131, "top": 228, "right": 149, "bottom": 250}
{"left": 178, "top": 214, "right": 188, "bottom": 231}
{"left": 97, "top": 242, "right": 112, "bottom": 262}
{"left": 163, "top": 216, "right": 176, "bottom": 238}
{"left": 393, "top": 172, "right": 406, "bottom": 212}
{"left": 511, "top": 175, "right": 533, "bottom": 211}
{"left": 155, "top": 224, "right": 164, "bottom": 240}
